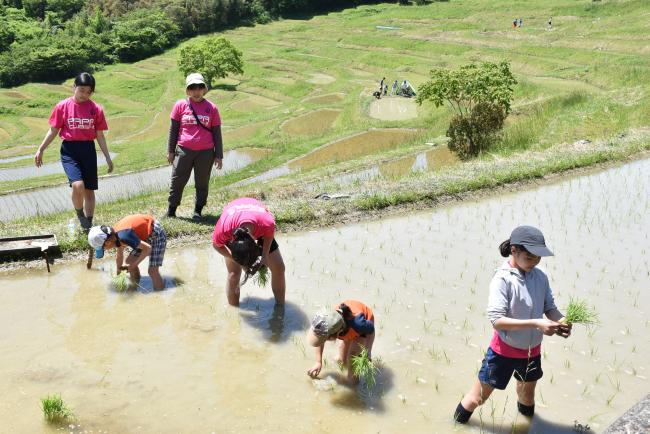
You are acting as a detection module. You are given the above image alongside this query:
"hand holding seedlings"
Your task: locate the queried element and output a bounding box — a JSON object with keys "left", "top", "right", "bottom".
{"left": 88, "top": 216, "right": 167, "bottom": 291}
{"left": 562, "top": 297, "right": 600, "bottom": 326}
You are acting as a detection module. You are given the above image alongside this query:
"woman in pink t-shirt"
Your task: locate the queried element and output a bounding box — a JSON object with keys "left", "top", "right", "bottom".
{"left": 34, "top": 72, "right": 113, "bottom": 230}
{"left": 166, "top": 73, "right": 223, "bottom": 220}
{"left": 212, "top": 197, "right": 286, "bottom": 307}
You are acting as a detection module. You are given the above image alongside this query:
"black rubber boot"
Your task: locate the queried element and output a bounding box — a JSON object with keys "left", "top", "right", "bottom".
{"left": 454, "top": 402, "right": 473, "bottom": 423}
{"left": 192, "top": 204, "right": 203, "bottom": 221}
{"left": 517, "top": 402, "right": 535, "bottom": 417}
{"left": 165, "top": 205, "right": 177, "bottom": 218}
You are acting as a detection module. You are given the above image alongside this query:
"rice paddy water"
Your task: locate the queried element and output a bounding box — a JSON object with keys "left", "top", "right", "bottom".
{"left": 0, "top": 158, "right": 648, "bottom": 432}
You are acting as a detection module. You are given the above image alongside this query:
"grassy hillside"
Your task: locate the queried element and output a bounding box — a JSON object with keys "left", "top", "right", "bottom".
{"left": 1, "top": 0, "right": 649, "bottom": 245}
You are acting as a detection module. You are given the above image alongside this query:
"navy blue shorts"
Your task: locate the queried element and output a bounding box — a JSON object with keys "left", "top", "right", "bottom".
{"left": 60, "top": 140, "right": 98, "bottom": 190}
{"left": 478, "top": 347, "right": 543, "bottom": 390}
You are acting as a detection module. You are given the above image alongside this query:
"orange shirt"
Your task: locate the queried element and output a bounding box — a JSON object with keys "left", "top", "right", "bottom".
{"left": 336, "top": 299, "right": 375, "bottom": 342}
{"left": 113, "top": 214, "right": 155, "bottom": 241}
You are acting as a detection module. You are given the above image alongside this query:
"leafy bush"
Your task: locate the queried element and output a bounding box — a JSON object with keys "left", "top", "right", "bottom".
{"left": 111, "top": 9, "right": 179, "bottom": 62}
{"left": 447, "top": 103, "right": 505, "bottom": 159}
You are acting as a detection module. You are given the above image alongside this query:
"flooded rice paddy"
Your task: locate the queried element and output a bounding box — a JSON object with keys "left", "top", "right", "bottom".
{"left": 324, "top": 145, "right": 458, "bottom": 187}
{"left": 0, "top": 148, "right": 267, "bottom": 222}
{"left": 289, "top": 129, "right": 420, "bottom": 172}
{"left": 1, "top": 158, "right": 648, "bottom": 433}
{"left": 280, "top": 109, "right": 341, "bottom": 136}
{"left": 302, "top": 93, "right": 345, "bottom": 105}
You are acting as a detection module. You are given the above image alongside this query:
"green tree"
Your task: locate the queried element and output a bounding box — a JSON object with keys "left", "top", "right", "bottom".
{"left": 111, "top": 9, "right": 179, "bottom": 62}
{"left": 0, "top": 17, "right": 15, "bottom": 52}
{"left": 417, "top": 60, "right": 516, "bottom": 159}
{"left": 178, "top": 36, "right": 243, "bottom": 88}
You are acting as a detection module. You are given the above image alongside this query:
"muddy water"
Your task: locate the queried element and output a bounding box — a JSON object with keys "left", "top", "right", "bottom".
{"left": 0, "top": 152, "right": 117, "bottom": 181}
{"left": 1, "top": 158, "right": 647, "bottom": 433}
{"left": 281, "top": 109, "right": 341, "bottom": 136}
{"left": 0, "top": 148, "right": 267, "bottom": 222}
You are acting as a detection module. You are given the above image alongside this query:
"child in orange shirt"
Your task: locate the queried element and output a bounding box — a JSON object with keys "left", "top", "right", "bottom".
{"left": 307, "top": 299, "right": 375, "bottom": 384}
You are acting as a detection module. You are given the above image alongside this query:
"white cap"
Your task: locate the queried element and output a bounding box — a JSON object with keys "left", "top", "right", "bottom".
{"left": 185, "top": 73, "right": 206, "bottom": 88}
{"left": 88, "top": 226, "right": 107, "bottom": 248}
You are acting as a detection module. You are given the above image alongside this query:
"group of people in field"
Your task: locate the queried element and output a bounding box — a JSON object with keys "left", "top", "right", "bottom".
{"left": 35, "top": 71, "right": 573, "bottom": 423}
{"left": 374, "top": 77, "right": 415, "bottom": 99}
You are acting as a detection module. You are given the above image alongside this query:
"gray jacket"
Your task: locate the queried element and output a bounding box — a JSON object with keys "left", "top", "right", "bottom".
{"left": 487, "top": 261, "right": 558, "bottom": 350}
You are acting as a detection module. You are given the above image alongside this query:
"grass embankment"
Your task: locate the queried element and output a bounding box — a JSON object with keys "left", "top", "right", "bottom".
{"left": 1, "top": 0, "right": 649, "bottom": 252}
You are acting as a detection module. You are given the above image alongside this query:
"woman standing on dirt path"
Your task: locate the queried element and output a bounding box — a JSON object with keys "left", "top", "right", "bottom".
{"left": 212, "top": 197, "right": 286, "bottom": 307}
{"left": 453, "top": 225, "right": 571, "bottom": 424}
{"left": 166, "top": 72, "right": 223, "bottom": 220}
{"left": 34, "top": 72, "right": 113, "bottom": 231}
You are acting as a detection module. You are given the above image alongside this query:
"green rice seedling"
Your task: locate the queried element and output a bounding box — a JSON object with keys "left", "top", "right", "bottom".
{"left": 111, "top": 273, "right": 130, "bottom": 292}
{"left": 41, "top": 394, "right": 74, "bottom": 423}
{"left": 563, "top": 297, "right": 599, "bottom": 325}
{"left": 351, "top": 346, "right": 379, "bottom": 390}
{"left": 253, "top": 265, "right": 269, "bottom": 287}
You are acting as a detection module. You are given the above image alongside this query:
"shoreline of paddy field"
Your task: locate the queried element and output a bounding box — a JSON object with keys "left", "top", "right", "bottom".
{"left": 1, "top": 132, "right": 648, "bottom": 273}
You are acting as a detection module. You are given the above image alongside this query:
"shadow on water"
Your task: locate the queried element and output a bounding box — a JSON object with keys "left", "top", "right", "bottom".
{"left": 239, "top": 296, "right": 309, "bottom": 343}
{"left": 465, "top": 413, "right": 579, "bottom": 434}
{"left": 327, "top": 363, "right": 395, "bottom": 413}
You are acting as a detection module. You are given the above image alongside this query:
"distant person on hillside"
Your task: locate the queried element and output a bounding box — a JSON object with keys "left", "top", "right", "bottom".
{"left": 518, "top": 18, "right": 523, "bottom": 28}
{"left": 513, "top": 18, "right": 518, "bottom": 28}
{"left": 379, "top": 77, "right": 386, "bottom": 92}
{"left": 392, "top": 80, "right": 398, "bottom": 95}
{"left": 34, "top": 72, "right": 113, "bottom": 231}
{"left": 307, "top": 299, "right": 376, "bottom": 384}
{"left": 166, "top": 72, "right": 223, "bottom": 220}
{"left": 383, "top": 84, "right": 388, "bottom": 96}
{"left": 87, "top": 214, "right": 167, "bottom": 290}
{"left": 548, "top": 17, "right": 552, "bottom": 30}
{"left": 212, "top": 197, "right": 286, "bottom": 307}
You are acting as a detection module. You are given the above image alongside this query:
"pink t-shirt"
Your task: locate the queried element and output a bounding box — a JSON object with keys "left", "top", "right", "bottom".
{"left": 489, "top": 331, "right": 541, "bottom": 359}
{"left": 212, "top": 198, "right": 276, "bottom": 247}
{"left": 48, "top": 97, "right": 108, "bottom": 141}
{"left": 171, "top": 99, "right": 221, "bottom": 151}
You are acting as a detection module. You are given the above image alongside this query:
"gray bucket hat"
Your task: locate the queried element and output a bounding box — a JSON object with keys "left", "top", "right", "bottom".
{"left": 510, "top": 225, "right": 554, "bottom": 257}
{"left": 307, "top": 310, "right": 345, "bottom": 346}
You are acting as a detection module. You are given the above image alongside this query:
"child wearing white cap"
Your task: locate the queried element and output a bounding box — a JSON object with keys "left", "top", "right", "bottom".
{"left": 306, "top": 299, "right": 375, "bottom": 384}
{"left": 88, "top": 214, "right": 167, "bottom": 290}
{"left": 166, "top": 72, "right": 223, "bottom": 220}
{"left": 454, "top": 225, "right": 571, "bottom": 424}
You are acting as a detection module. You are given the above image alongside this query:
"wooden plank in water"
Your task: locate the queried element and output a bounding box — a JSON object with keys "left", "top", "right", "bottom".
{"left": 0, "top": 234, "right": 61, "bottom": 261}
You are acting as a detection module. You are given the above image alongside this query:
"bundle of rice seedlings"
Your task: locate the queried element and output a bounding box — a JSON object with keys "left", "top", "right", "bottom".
{"left": 41, "top": 394, "right": 74, "bottom": 423}
{"left": 563, "top": 297, "right": 599, "bottom": 325}
{"left": 111, "top": 273, "right": 130, "bottom": 292}
{"left": 253, "top": 266, "right": 269, "bottom": 287}
{"left": 351, "top": 346, "right": 379, "bottom": 390}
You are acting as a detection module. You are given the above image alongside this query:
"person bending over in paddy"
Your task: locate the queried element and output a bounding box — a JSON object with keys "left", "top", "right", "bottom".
{"left": 166, "top": 72, "right": 223, "bottom": 220}
{"left": 35, "top": 72, "right": 113, "bottom": 230}
{"left": 212, "top": 197, "right": 285, "bottom": 306}
{"left": 307, "top": 299, "right": 375, "bottom": 384}
{"left": 454, "top": 225, "right": 571, "bottom": 424}
{"left": 88, "top": 214, "right": 167, "bottom": 290}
